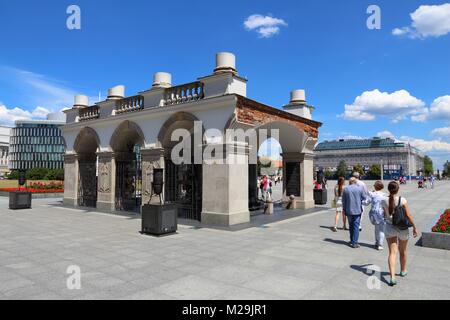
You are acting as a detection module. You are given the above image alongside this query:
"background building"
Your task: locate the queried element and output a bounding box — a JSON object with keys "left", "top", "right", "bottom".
{"left": 314, "top": 137, "right": 425, "bottom": 179}
{"left": 0, "top": 126, "right": 11, "bottom": 176}
{"left": 9, "top": 113, "right": 66, "bottom": 171}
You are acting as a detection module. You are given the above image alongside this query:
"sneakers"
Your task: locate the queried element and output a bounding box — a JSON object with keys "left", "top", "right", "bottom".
{"left": 377, "top": 246, "right": 384, "bottom": 251}
{"left": 350, "top": 243, "right": 360, "bottom": 248}
{"left": 343, "top": 225, "right": 348, "bottom": 230}
{"left": 400, "top": 271, "right": 408, "bottom": 277}
{"left": 389, "top": 278, "right": 397, "bottom": 287}
{"left": 331, "top": 226, "right": 338, "bottom": 232}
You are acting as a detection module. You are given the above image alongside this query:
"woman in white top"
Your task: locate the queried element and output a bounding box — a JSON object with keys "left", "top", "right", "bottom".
{"left": 332, "top": 177, "right": 347, "bottom": 232}
{"left": 381, "top": 181, "right": 419, "bottom": 286}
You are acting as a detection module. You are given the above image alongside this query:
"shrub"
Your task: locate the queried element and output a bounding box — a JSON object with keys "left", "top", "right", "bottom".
{"left": 45, "top": 168, "right": 64, "bottom": 181}
{"left": 26, "top": 168, "right": 50, "bottom": 180}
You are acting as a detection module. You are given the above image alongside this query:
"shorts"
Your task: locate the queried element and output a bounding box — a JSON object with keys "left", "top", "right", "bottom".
{"left": 385, "top": 223, "right": 409, "bottom": 241}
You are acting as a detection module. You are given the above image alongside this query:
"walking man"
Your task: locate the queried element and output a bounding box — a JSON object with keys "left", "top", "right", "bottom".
{"left": 342, "top": 177, "right": 366, "bottom": 248}
{"left": 352, "top": 172, "right": 368, "bottom": 231}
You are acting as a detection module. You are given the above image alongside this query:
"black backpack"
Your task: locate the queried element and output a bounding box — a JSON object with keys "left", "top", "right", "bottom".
{"left": 392, "top": 197, "right": 413, "bottom": 230}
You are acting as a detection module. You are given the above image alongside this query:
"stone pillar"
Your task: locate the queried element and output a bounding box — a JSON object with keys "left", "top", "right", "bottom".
{"left": 201, "top": 142, "right": 250, "bottom": 226}
{"left": 141, "top": 148, "right": 165, "bottom": 205}
{"left": 96, "top": 151, "right": 116, "bottom": 211}
{"left": 283, "top": 152, "right": 315, "bottom": 210}
{"left": 63, "top": 154, "right": 79, "bottom": 206}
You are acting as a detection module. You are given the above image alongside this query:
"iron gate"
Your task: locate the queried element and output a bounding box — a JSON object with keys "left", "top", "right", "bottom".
{"left": 115, "top": 146, "right": 142, "bottom": 212}
{"left": 165, "top": 159, "right": 202, "bottom": 221}
{"left": 78, "top": 160, "right": 97, "bottom": 207}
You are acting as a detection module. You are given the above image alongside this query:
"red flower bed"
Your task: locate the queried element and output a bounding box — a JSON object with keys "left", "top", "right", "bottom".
{"left": 0, "top": 187, "right": 64, "bottom": 194}
{"left": 0, "top": 181, "right": 64, "bottom": 194}
{"left": 432, "top": 209, "right": 450, "bottom": 234}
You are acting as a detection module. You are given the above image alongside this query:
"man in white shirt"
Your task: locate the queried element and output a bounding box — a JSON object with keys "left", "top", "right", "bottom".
{"left": 353, "top": 172, "right": 369, "bottom": 231}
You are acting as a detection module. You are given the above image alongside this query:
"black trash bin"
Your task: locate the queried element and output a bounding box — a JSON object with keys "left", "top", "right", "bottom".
{"left": 9, "top": 191, "right": 32, "bottom": 210}
{"left": 141, "top": 204, "right": 177, "bottom": 236}
{"left": 314, "top": 188, "right": 328, "bottom": 205}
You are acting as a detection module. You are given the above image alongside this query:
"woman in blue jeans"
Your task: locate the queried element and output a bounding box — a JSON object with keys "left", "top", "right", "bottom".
{"left": 365, "top": 181, "right": 387, "bottom": 251}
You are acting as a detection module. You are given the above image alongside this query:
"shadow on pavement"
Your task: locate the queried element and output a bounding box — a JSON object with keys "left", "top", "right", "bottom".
{"left": 350, "top": 264, "right": 390, "bottom": 286}
{"left": 323, "top": 238, "right": 375, "bottom": 249}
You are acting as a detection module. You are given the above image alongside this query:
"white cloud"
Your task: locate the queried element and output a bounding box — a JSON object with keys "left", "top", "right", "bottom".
{"left": 31, "top": 106, "right": 51, "bottom": 119}
{"left": 392, "top": 3, "right": 450, "bottom": 39}
{"left": 0, "top": 103, "right": 49, "bottom": 126}
{"left": 377, "top": 130, "right": 396, "bottom": 139}
{"left": 341, "top": 89, "right": 426, "bottom": 122}
{"left": 400, "top": 135, "right": 450, "bottom": 153}
{"left": 431, "top": 126, "right": 450, "bottom": 137}
{"left": 244, "top": 14, "right": 287, "bottom": 38}
{"left": 412, "top": 95, "right": 450, "bottom": 122}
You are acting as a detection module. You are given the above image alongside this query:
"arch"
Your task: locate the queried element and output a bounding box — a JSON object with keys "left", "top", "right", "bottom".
{"left": 110, "top": 120, "right": 145, "bottom": 152}
{"left": 73, "top": 127, "right": 101, "bottom": 154}
{"left": 157, "top": 112, "right": 205, "bottom": 149}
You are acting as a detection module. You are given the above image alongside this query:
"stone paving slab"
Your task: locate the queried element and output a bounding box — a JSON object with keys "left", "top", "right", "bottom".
{"left": 0, "top": 181, "right": 449, "bottom": 300}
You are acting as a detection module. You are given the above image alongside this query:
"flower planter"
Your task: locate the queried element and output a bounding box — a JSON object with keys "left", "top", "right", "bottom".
{"left": 421, "top": 210, "right": 450, "bottom": 250}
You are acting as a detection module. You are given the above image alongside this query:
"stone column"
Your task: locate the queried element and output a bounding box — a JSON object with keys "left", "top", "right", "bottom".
{"left": 96, "top": 151, "right": 116, "bottom": 211}
{"left": 283, "top": 152, "right": 315, "bottom": 209}
{"left": 63, "top": 154, "right": 79, "bottom": 206}
{"left": 141, "top": 148, "right": 165, "bottom": 205}
{"left": 201, "top": 142, "right": 250, "bottom": 226}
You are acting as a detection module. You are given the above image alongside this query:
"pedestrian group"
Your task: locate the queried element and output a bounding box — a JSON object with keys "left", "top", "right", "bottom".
{"left": 333, "top": 172, "right": 419, "bottom": 286}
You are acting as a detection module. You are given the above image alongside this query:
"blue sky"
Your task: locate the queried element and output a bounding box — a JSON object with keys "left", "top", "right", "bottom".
{"left": 0, "top": 0, "right": 449, "bottom": 168}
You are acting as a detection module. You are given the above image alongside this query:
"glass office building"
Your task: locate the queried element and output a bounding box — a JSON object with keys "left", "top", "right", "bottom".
{"left": 314, "top": 137, "right": 425, "bottom": 179}
{"left": 9, "top": 114, "right": 66, "bottom": 171}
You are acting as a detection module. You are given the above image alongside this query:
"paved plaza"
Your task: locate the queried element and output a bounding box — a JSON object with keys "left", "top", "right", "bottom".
{"left": 0, "top": 181, "right": 449, "bottom": 300}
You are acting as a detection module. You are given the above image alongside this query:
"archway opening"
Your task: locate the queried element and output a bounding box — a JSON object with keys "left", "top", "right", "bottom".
{"left": 248, "top": 121, "right": 309, "bottom": 212}
{"left": 158, "top": 113, "right": 204, "bottom": 221}
{"left": 74, "top": 128, "right": 100, "bottom": 208}
{"left": 110, "top": 121, "right": 145, "bottom": 213}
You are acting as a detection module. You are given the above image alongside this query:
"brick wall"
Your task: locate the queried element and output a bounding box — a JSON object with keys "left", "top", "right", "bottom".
{"left": 235, "top": 96, "right": 321, "bottom": 138}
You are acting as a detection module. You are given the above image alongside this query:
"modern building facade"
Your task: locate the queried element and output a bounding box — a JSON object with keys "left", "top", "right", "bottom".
{"left": 62, "top": 52, "right": 322, "bottom": 226}
{"left": 0, "top": 126, "right": 11, "bottom": 175}
{"left": 9, "top": 113, "right": 66, "bottom": 171}
{"left": 314, "top": 137, "right": 425, "bottom": 178}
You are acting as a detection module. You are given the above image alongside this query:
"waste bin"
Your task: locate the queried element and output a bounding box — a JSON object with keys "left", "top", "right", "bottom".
{"left": 141, "top": 204, "right": 177, "bottom": 236}
{"left": 9, "top": 191, "right": 32, "bottom": 210}
{"left": 314, "top": 188, "right": 328, "bottom": 205}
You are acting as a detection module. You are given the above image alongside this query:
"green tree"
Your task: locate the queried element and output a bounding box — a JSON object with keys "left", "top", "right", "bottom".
{"left": 424, "top": 156, "right": 433, "bottom": 175}
{"left": 353, "top": 164, "right": 365, "bottom": 177}
{"left": 336, "top": 160, "right": 347, "bottom": 179}
{"left": 368, "top": 164, "right": 381, "bottom": 179}
{"left": 324, "top": 169, "right": 335, "bottom": 180}
{"left": 444, "top": 161, "right": 450, "bottom": 177}
{"left": 6, "top": 170, "right": 19, "bottom": 180}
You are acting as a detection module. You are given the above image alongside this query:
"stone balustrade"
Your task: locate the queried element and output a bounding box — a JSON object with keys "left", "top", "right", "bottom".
{"left": 79, "top": 106, "right": 100, "bottom": 122}
{"left": 115, "top": 95, "right": 144, "bottom": 115}
{"left": 164, "top": 82, "right": 204, "bottom": 106}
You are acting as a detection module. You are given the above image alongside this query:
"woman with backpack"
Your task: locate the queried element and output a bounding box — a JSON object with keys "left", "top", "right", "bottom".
{"left": 381, "top": 181, "right": 419, "bottom": 286}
